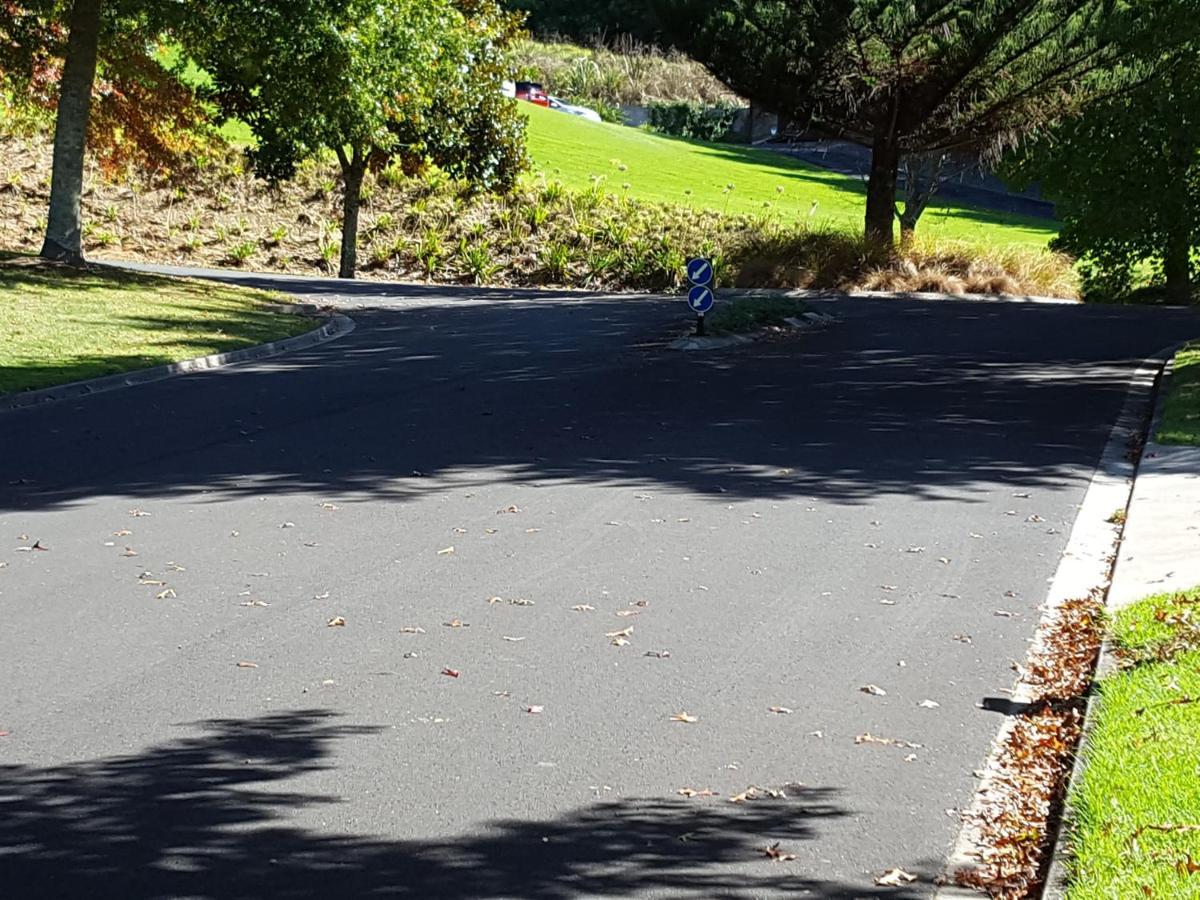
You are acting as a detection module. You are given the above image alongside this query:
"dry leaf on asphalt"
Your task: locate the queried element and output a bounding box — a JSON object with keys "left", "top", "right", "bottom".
{"left": 645, "top": 650, "right": 671, "bottom": 659}
{"left": 670, "top": 712, "right": 698, "bottom": 723}
{"left": 759, "top": 842, "right": 797, "bottom": 862}
{"left": 875, "top": 867, "right": 918, "bottom": 886}
{"left": 327, "top": 616, "right": 346, "bottom": 627}
{"left": 525, "top": 705, "right": 543, "bottom": 714}
{"left": 113, "top": 529, "right": 132, "bottom": 537}
{"left": 918, "top": 699, "right": 941, "bottom": 709}
{"left": 993, "top": 609, "right": 1016, "bottom": 618}
{"left": 509, "top": 598, "right": 535, "bottom": 606}
{"left": 453, "top": 528, "right": 467, "bottom": 534}
{"left": 138, "top": 577, "right": 165, "bottom": 586}
{"left": 571, "top": 604, "right": 595, "bottom": 612}
{"left": 441, "top": 667, "right": 460, "bottom": 678}
{"left": 319, "top": 502, "right": 340, "bottom": 510}
{"left": 498, "top": 505, "right": 522, "bottom": 514}
{"left": 241, "top": 600, "right": 270, "bottom": 607}
{"left": 605, "top": 627, "right": 634, "bottom": 638}
{"left": 855, "top": 733, "right": 922, "bottom": 749}
{"left": 236, "top": 660, "right": 259, "bottom": 668}
{"left": 502, "top": 636, "right": 525, "bottom": 642}
{"left": 155, "top": 589, "right": 176, "bottom": 600}
{"left": 443, "top": 619, "right": 468, "bottom": 628}
{"left": 1027, "top": 514, "right": 1045, "bottom": 523}
{"left": 400, "top": 626, "right": 426, "bottom": 634}
{"left": 610, "top": 636, "right": 631, "bottom": 646}
{"left": 677, "top": 788, "right": 718, "bottom": 798}
{"left": 860, "top": 684, "right": 887, "bottom": 696}
{"left": 938, "top": 557, "right": 951, "bottom": 564}
{"left": 280, "top": 522, "right": 295, "bottom": 528}
{"left": 903, "top": 546, "right": 925, "bottom": 553}
{"left": 767, "top": 706, "right": 794, "bottom": 714}
{"left": 615, "top": 610, "right": 639, "bottom": 617}
{"left": 952, "top": 634, "right": 973, "bottom": 643}
{"left": 484, "top": 528, "right": 498, "bottom": 534}
{"left": 129, "top": 508, "right": 151, "bottom": 517}
{"left": 122, "top": 547, "right": 138, "bottom": 557}
{"left": 313, "top": 591, "right": 330, "bottom": 599}
{"left": 437, "top": 546, "right": 455, "bottom": 555}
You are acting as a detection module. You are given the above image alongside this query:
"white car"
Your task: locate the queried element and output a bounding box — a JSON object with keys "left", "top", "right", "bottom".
{"left": 548, "top": 96, "right": 602, "bottom": 123}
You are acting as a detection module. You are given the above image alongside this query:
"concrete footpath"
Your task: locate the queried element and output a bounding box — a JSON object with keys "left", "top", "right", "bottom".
{"left": 1108, "top": 438, "right": 1200, "bottom": 609}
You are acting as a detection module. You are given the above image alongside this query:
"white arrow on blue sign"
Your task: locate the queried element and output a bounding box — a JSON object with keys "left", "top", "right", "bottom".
{"left": 687, "top": 284, "right": 715, "bottom": 314}
{"left": 686, "top": 257, "right": 713, "bottom": 286}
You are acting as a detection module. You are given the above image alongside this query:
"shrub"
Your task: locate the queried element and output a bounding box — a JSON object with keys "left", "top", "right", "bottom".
{"left": 646, "top": 101, "right": 740, "bottom": 143}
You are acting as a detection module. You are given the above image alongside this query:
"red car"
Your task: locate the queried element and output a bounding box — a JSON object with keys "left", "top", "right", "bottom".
{"left": 514, "top": 81, "right": 550, "bottom": 108}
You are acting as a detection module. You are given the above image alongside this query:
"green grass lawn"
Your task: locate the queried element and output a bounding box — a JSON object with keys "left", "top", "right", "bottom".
{"left": 1064, "top": 587, "right": 1200, "bottom": 899}
{"left": 1157, "top": 342, "right": 1200, "bottom": 445}
{"left": 522, "top": 103, "right": 1058, "bottom": 249}
{"left": 0, "top": 253, "right": 311, "bottom": 395}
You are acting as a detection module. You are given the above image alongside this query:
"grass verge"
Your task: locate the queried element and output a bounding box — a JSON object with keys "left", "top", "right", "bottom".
{"left": 705, "top": 295, "right": 809, "bottom": 335}
{"left": 0, "top": 252, "right": 311, "bottom": 395}
{"left": 1063, "top": 587, "right": 1200, "bottom": 899}
{"left": 1157, "top": 342, "right": 1200, "bottom": 445}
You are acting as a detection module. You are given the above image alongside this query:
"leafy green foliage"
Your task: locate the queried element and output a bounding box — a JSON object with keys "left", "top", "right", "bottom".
{"left": 646, "top": 100, "right": 739, "bottom": 142}
{"left": 1009, "top": 60, "right": 1200, "bottom": 303}
{"left": 652, "top": 0, "right": 1196, "bottom": 244}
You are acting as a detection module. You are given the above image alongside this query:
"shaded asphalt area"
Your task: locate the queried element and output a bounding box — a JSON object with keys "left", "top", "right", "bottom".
{"left": 1, "top": 270, "right": 1197, "bottom": 898}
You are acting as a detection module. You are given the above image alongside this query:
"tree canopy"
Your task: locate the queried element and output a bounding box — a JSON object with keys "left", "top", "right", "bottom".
{"left": 174, "top": 0, "right": 526, "bottom": 278}
{"left": 653, "top": 0, "right": 1189, "bottom": 245}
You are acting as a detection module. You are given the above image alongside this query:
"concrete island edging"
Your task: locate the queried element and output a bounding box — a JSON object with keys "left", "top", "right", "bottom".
{"left": 0, "top": 309, "right": 355, "bottom": 414}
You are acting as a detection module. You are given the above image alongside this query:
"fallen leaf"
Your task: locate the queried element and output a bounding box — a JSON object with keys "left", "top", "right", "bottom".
{"left": 1027, "top": 514, "right": 1046, "bottom": 523}
{"left": 113, "top": 529, "right": 132, "bottom": 537}
{"left": 808, "top": 730, "right": 824, "bottom": 738}
{"left": 453, "top": 527, "right": 467, "bottom": 534}
{"left": 879, "top": 599, "right": 896, "bottom": 606}
{"left": 759, "top": 842, "right": 797, "bottom": 862}
{"left": 502, "top": 636, "right": 526, "bottom": 642}
{"left": 937, "top": 557, "right": 951, "bottom": 564}
{"left": 313, "top": 591, "right": 330, "bottom": 600}
{"left": 241, "top": 600, "right": 270, "bottom": 608}
{"left": 767, "top": 706, "right": 794, "bottom": 714}
{"left": 509, "top": 597, "right": 535, "bottom": 606}
{"left": 993, "top": 609, "right": 1016, "bottom": 618}
{"left": 128, "top": 508, "right": 151, "bottom": 517}
{"left": 1012, "top": 491, "right": 1031, "bottom": 498}
{"left": 952, "top": 633, "right": 973, "bottom": 643}
{"left": 903, "top": 546, "right": 925, "bottom": 553}
{"left": 400, "top": 626, "right": 426, "bottom": 634}
{"left": 138, "top": 577, "right": 166, "bottom": 586}
{"left": 441, "top": 667, "right": 460, "bottom": 678}
{"left": 327, "top": 616, "right": 346, "bottom": 627}
{"left": 498, "top": 505, "right": 522, "bottom": 514}
{"left": 632, "top": 600, "right": 650, "bottom": 607}
{"left": 155, "top": 588, "right": 176, "bottom": 600}
{"left": 880, "top": 584, "right": 897, "bottom": 591}
{"left": 918, "top": 699, "right": 941, "bottom": 709}
{"left": 615, "top": 609, "right": 639, "bottom": 617}
{"left": 860, "top": 684, "right": 887, "bottom": 696}
{"left": 605, "top": 627, "right": 634, "bottom": 638}
{"left": 855, "top": 733, "right": 922, "bottom": 749}
{"left": 571, "top": 604, "right": 595, "bottom": 612}
{"left": 670, "top": 712, "right": 698, "bottom": 723}
{"left": 524, "top": 528, "right": 541, "bottom": 534}
{"left": 677, "top": 787, "right": 718, "bottom": 798}
{"left": 437, "top": 546, "right": 455, "bottom": 555}
{"left": 644, "top": 650, "right": 671, "bottom": 659}
{"left": 236, "top": 660, "right": 259, "bottom": 668}
{"left": 484, "top": 528, "right": 498, "bottom": 534}
{"left": 319, "top": 502, "right": 340, "bottom": 510}
{"left": 525, "top": 705, "right": 544, "bottom": 714}
{"left": 443, "top": 619, "right": 468, "bottom": 628}
{"left": 611, "top": 636, "right": 631, "bottom": 646}
{"left": 875, "top": 867, "right": 918, "bottom": 886}
{"left": 280, "top": 522, "right": 295, "bottom": 528}
{"left": 122, "top": 546, "right": 138, "bottom": 557}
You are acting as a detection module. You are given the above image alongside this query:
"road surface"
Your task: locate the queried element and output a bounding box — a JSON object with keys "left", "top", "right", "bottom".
{"left": 2, "top": 272, "right": 1197, "bottom": 898}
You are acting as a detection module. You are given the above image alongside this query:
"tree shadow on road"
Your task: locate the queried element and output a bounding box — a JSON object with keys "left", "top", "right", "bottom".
{"left": 0, "top": 709, "right": 926, "bottom": 899}
{"left": 2, "top": 289, "right": 1198, "bottom": 512}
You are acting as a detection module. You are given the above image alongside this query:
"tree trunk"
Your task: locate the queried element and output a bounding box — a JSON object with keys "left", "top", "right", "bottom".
{"left": 1163, "top": 225, "right": 1192, "bottom": 304}
{"left": 40, "top": 0, "right": 103, "bottom": 263}
{"left": 337, "top": 147, "right": 366, "bottom": 280}
{"left": 865, "top": 130, "right": 901, "bottom": 249}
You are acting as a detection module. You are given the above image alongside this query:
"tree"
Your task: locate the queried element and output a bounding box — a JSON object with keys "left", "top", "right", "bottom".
{"left": 40, "top": 0, "right": 102, "bottom": 262}
{"left": 653, "top": 0, "right": 1178, "bottom": 247}
{"left": 177, "top": 0, "right": 526, "bottom": 279}
{"left": 1007, "top": 57, "right": 1200, "bottom": 303}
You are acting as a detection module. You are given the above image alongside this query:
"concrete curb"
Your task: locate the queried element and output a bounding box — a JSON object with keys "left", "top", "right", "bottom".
{"left": 933, "top": 346, "right": 1172, "bottom": 899}
{"left": 1040, "top": 343, "right": 1195, "bottom": 900}
{"left": 0, "top": 311, "right": 355, "bottom": 414}
{"left": 718, "top": 286, "right": 1081, "bottom": 306}
{"left": 668, "top": 311, "right": 836, "bottom": 351}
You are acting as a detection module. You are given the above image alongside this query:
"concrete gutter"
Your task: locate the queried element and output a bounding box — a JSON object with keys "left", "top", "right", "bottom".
{"left": 0, "top": 307, "right": 354, "bottom": 414}
{"left": 1040, "top": 347, "right": 1200, "bottom": 899}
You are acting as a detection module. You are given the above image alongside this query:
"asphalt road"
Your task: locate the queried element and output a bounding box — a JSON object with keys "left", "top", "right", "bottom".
{"left": 2, "top": 272, "right": 1197, "bottom": 899}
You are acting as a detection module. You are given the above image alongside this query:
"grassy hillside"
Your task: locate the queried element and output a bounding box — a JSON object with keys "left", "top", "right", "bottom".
{"left": 523, "top": 103, "right": 1057, "bottom": 248}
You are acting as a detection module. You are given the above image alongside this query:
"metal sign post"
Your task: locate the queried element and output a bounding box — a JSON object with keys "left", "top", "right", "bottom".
{"left": 685, "top": 257, "right": 714, "bottom": 335}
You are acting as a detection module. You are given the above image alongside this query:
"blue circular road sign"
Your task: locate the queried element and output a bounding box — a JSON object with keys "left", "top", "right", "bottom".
{"left": 686, "top": 257, "right": 714, "bottom": 286}
{"left": 687, "top": 284, "right": 715, "bottom": 314}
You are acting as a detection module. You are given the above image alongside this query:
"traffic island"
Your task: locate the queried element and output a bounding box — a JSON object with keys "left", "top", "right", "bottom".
{"left": 668, "top": 293, "right": 835, "bottom": 350}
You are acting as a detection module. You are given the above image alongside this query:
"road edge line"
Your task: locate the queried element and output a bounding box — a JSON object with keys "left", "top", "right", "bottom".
{"left": 0, "top": 312, "right": 355, "bottom": 414}
{"left": 932, "top": 346, "right": 1174, "bottom": 898}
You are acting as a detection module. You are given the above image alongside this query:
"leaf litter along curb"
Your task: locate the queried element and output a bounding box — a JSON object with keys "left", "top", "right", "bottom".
{"left": 950, "top": 594, "right": 1104, "bottom": 899}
